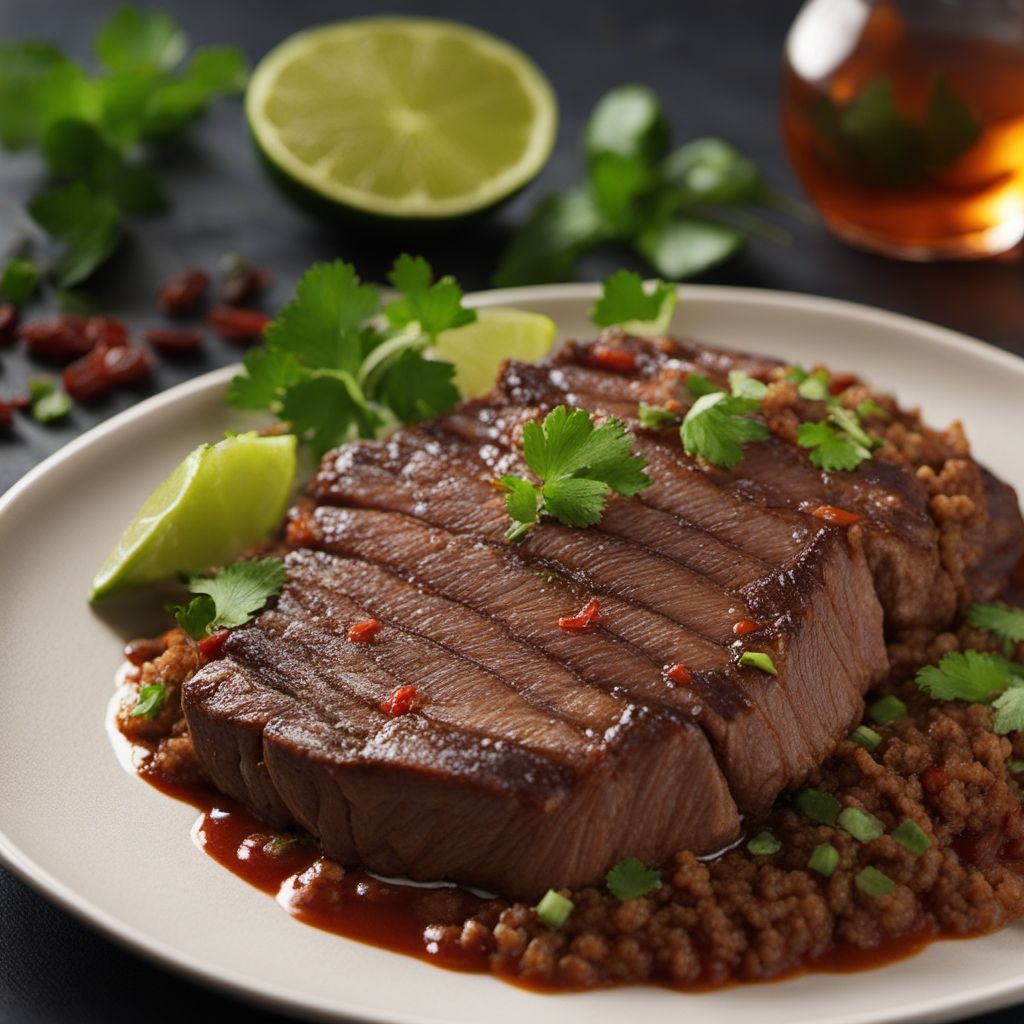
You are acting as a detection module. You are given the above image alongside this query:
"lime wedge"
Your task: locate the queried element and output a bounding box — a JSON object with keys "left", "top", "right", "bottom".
{"left": 89, "top": 432, "right": 297, "bottom": 602}
{"left": 434, "top": 307, "right": 558, "bottom": 397}
{"left": 246, "top": 17, "right": 557, "bottom": 220}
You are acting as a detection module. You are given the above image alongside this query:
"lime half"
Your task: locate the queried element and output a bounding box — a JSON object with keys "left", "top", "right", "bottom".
{"left": 90, "top": 432, "right": 297, "bottom": 602}
{"left": 434, "top": 307, "right": 558, "bottom": 397}
{"left": 246, "top": 17, "right": 557, "bottom": 220}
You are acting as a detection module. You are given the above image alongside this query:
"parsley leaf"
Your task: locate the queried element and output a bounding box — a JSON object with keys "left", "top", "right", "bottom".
{"left": 605, "top": 857, "right": 662, "bottom": 900}
{"left": 0, "top": 257, "right": 40, "bottom": 306}
{"left": 968, "top": 602, "right": 1024, "bottom": 651}
{"left": 28, "top": 182, "right": 120, "bottom": 286}
{"left": 590, "top": 269, "right": 676, "bottom": 335}
{"left": 130, "top": 682, "right": 168, "bottom": 719}
{"left": 501, "top": 406, "right": 650, "bottom": 540}
{"left": 172, "top": 557, "right": 286, "bottom": 639}
{"left": 797, "top": 420, "right": 873, "bottom": 472}
{"left": 916, "top": 650, "right": 1012, "bottom": 703}
{"left": 681, "top": 391, "right": 769, "bottom": 469}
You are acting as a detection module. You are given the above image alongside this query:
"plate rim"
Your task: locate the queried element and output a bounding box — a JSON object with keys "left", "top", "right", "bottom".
{"left": 2, "top": 281, "right": 1023, "bottom": 1024}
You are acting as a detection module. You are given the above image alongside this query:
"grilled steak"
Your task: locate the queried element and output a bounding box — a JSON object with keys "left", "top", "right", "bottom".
{"left": 183, "top": 333, "right": 1023, "bottom": 899}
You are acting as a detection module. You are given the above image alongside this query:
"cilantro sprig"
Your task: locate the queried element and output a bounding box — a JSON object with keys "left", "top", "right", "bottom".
{"left": 500, "top": 405, "right": 650, "bottom": 541}
{"left": 791, "top": 366, "right": 882, "bottom": 472}
{"left": 915, "top": 646, "right": 1024, "bottom": 735}
{"left": 495, "top": 84, "right": 793, "bottom": 286}
{"left": 0, "top": 6, "right": 246, "bottom": 286}
{"left": 228, "top": 256, "right": 474, "bottom": 457}
{"left": 170, "top": 557, "right": 286, "bottom": 640}
{"left": 605, "top": 857, "right": 662, "bottom": 901}
{"left": 968, "top": 602, "right": 1024, "bottom": 655}
{"left": 590, "top": 270, "right": 676, "bottom": 335}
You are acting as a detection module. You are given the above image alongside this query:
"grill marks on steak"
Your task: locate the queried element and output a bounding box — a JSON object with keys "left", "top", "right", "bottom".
{"left": 182, "top": 332, "right": 1022, "bottom": 898}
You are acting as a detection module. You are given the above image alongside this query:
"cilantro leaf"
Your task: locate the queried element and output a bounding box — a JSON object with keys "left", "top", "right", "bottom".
{"left": 660, "top": 137, "right": 763, "bottom": 205}
{"left": 796, "top": 369, "right": 831, "bottom": 401}
{"left": 280, "top": 373, "right": 374, "bottom": 459}
{"left": 728, "top": 370, "right": 768, "bottom": 401}
{"left": 95, "top": 7, "right": 187, "bottom": 73}
{"left": 585, "top": 84, "right": 669, "bottom": 166}
{"left": 633, "top": 216, "right": 744, "bottom": 280}
{"left": 915, "top": 650, "right": 1011, "bottom": 703}
{"left": 179, "top": 557, "right": 286, "bottom": 636}
{"left": 42, "top": 118, "right": 165, "bottom": 213}
{"left": 28, "top": 182, "right": 120, "bottom": 286}
{"left": 375, "top": 348, "right": 459, "bottom": 425}
{"left": 590, "top": 269, "right": 676, "bottom": 334}
{"left": 797, "top": 420, "right": 872, "bottom": 472}
{"left": 605, "top": 857, "right": 662, "bottom": 901}
{"left": 681, "top": 391, "right": 769, "bottom": 469}
{"left": 686, "top": 374, "right": 723, "bottom": 399}
{"left": 968, "top": 602, "right": 1024, "bottom": 649}
{"left": 0, "top": 41, "right": 69, "bottom": 149}
{"left": 227, "top": 348, "right": 305, "bottom": 411}
{"left": 130, "top": 682, "right": 168, "bottom": 719}
{"left": 993, "top": 685, "right": 1024, "bottom": 735}
{"left": 266, "top": 261, "right": 378, "bottom": 373}
{"left": 637, "top": 402, "right": 681, "bottom": 429}
{"left": 385, "top": 254, "right": 476, "bottom": 338}
{"left": 502, "top": 406, "right": 650, "bottom": 539}
{"left": 0, "top": 257, "right": 40, "bottom": 306}
{"left": 170, "top": 593, "right": 217, "bottom": 639}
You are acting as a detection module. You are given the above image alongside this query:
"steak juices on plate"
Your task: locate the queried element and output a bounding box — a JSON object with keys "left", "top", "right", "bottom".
{"left": 118, "top": 332, "right": 1024, "bottom": 988}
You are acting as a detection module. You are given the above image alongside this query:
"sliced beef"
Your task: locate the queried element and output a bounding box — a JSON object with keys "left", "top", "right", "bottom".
{"left": 183, "top": 332, "right": 1023, "bottom": 899}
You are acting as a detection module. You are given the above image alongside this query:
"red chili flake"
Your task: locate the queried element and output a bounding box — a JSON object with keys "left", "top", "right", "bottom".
{"left": 198, "top": 629, "right": 231, "bottom": 663}
{"left": 921, "top": 764, "right": 946, "bottom": 795}
{"left": 0, "top": 401, "right": 12, "bottom": 427}
{"left": 222, "top": 265, "right": 272, "bottom": 306}
{"left": 665, "top": 663, "right": 692, "bottom": 686}
{"left": 63, "top": 346, "right": 153, "bottom": 403}
{"left": 380, "top": 684, "right": 418, "bottom": 716}
{"left": 84, "top": 316, "right": 129, "bottom": 351}
{"left": 285, "top": 512, "right": 318, "bottom": 547}
{"left": 21, "top": 315, "right": 91, "bottom": 361}
{"left": 144, "top": 327, "right": 204, "bottom": 357}
{"left": 828, "top": 372, "right": 859, "bottom": 396}
{"left": 0, "top": 304, "right": 19, "bottom": 346}
{"left": 591, "top": 344, "right": 637, "bottom": 373}
{"left": 348, "top": 618, "right": 382, "bottom": 644}
{"left": 559, "top": 598, "right": 603, "bottom": 631}
{"left": 732, "top": 618, "right": 763, "bottom": 637}
{"left": 158, "top": 268, "right": 209, "bottom": 316}
{"left": 209, "top": 306, "right": 271, "bottom": 343}
{"left": 9, "top": 393, "right": 30, "bottom": 411}
{"left": 123, "top": 637, "right": 167, "bottom": 667}
{"left": 811, "top": 504, "right": 863, "bottom": 527}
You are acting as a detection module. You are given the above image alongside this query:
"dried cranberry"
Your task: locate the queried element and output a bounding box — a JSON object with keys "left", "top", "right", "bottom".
{"left": 102, "top": 345, "right": 153, "bottom": 388}
{"left": 558, "top": 598, "right": 603, "bottom": 631}
{"left": 63, "top": 346, "right": 153, "bottom": 403}
{"left": 158, "top": 269, "right": 209, "bottom": 316}
{"left": 921, "top": 764, "right": 947, "bottom": 795}
{"left": 380, "top": 684, "right": 418, "bottom": 716}
{"left": 222, "top": 265, "right": 272, "bottom": 306}
{"left": 144, "top": 327, "right": 203, "bottom": 357}
{"left": 209, "top": 306, "right": 272, "bottom": 343}
{"left": 0, "top": 304, "right": 19, "bottom": 346}
{"left": 0, "top": 401, "right": 11, "bottom": 427}
{"left": 84, "top": 316, "right": 129, "bottom": 351}
{"left": 9, "top": 393, "right": 30, "bottom": 411}
{"left": 21, "top": 315, "right": 91, "bottom": 362}
{"left": 124, "top": 637, "right": 167, "bottom": 667}
{"left": 348, "top": 619, "right": 382, "bottom": 643}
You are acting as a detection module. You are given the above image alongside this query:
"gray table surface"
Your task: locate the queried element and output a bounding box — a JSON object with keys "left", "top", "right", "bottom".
{"left": 1, "top": 1, "right": 1022, "bottom": 1021}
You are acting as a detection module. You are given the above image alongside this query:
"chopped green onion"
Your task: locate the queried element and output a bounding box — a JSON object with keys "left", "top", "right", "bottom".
{"left": 738, "top": 651, "right": 777, "bottom": 675}
{"left": 849, "top": 725, "right": 882, "bottom": 752}
{"left": 856, "top": 399, "right": 889, "bottom": 420}
{"left": 797, "top": 370, "right": 830, "bottom": 401}
{"left": 746, "top": 830, "right": 781, "bottom": 856}
{"left": 808, "top": 842, "right": 840, "bottom": 877}
{"left": 130, "top": 683, "right": 167, "bottom": 720}
{"left": 868, "top": 695, "right": 907, "bottom": 724}
{"left": 891, "top": 820, "right": 931, "bottom": 855}
{"left": 795, "top": 788, "right": 841, "bottom": 826}
{"left": 536, "top": 889, "right": 574, "bottom": 930}
{"left": 855, "top": 866, "right": 897, "bottom": 897}
{"left": 1008, "top": 760, "right": 1024, "bottom": 775}
{"left": 28, "top": 375, "right": 56, "bottom": 401}
{"left": 33, "top": 389, "right": 72, "bottom": 423}
{"left": 838, "top": 807, "right": 885, "bottom": 843}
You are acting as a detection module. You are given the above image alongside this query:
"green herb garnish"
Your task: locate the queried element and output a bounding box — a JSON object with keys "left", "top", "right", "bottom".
{"left": 495, "top": 84, "right": 789, "bottom": 286}
{"left": 746, "top": 831, "right": 781, "bottom": 856}
{"left": 681, "top": 391, "right": 769, "bottom": 470}
{"left": 967, "top": 602, "right": 1024, "bottom": 654}
{"left": 32, "top": 388, "right": 72, "bottom": 423}
{"left": 130, "top": 682, "right": 167, "bottom": 719}
{"left": 605, "top": 856, "right": 662, "bottom": 900}
{"left": 855, "top": 865, "right": 897, "bottom": 898}
{"left": 1007, "top": 761, "right": 1024, "bottom": 776}
{"left": 0, "top": 257, "right": 40, "bottom": 306}
{"left": 637, "top": 402, "right": 681, "bottom": 429}
{"left": 228, "top": 256, "right": 473, "bottom": 457}
{"left": 915, "top": 650, "right": 1024, "bottom": 735}
{"left": 535, "top": 889, "right": 574, "bottom": 930}
{"left": 808, "top": 842, "right": 840, "bottom": 878}
{"left": 891, "top": 820, "right": 931, "bottom": 855}
{"left": 170, "top": 557, "right": 285, "bottom": 640}
{"left": 868, "top": 695, "right": 907, "bottom": 725}
{"left": 590, "top": 270, "right": 676, "bottom": 335}
{"left": 838, "top": 807, "right": 885, "bottom": 843}
{"left": 849, "top": 725, "right": 882, "bottom": 753}
{"left": 795, "top": 788, "right": 841, "bottom": 826}
{"left": 737, "top": 651, "right": 777, "bottom": 675}
{"left": 499, "top": 405, "right": 650, "bottom": 541}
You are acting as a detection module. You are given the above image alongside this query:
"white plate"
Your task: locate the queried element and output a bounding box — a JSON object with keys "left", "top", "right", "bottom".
{"left": 1, "top": 284, "right": 1022, "bottom": 1024}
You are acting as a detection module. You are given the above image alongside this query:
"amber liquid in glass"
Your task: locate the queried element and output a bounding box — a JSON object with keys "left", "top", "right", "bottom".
{"left": 782, "top": 5, "right": 1024, "bottom": 258}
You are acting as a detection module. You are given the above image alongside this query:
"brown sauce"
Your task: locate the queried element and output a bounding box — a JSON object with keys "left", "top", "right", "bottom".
{"left": 142, "top": 767, "right": 947, "bottom": 993}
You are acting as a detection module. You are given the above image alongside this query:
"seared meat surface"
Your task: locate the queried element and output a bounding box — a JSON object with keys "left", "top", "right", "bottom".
{"left": 182, "top": 334, "right": 1023, "bottom": 899}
